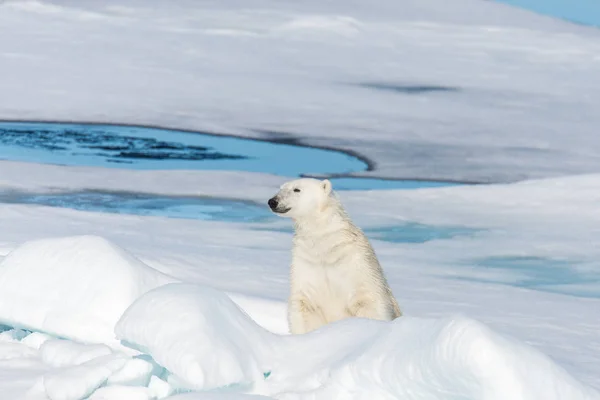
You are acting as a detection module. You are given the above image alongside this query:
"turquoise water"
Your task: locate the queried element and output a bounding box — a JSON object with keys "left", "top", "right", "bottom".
{"left": 459, "top": 256, "right": 600, "bottom": 298}
{"left": 0, "top": 191, "right": 274, "bottom": 223}
{"left": 495, "top": 0, "right": 600, "bottom": 26}
{"left": 255, "top": 222, "right": 478, "bottom": 244}
{"left": 0, "top": 122, "right": 365, "bottom": 177}
{"left": 365, "top": 223, "right": 477, "bottom": 243}
{"left": 325, "top": 178, "right": 459, "bottom": 191}
{"left": 0, "top": 121, "right": 464, "bottom": 191}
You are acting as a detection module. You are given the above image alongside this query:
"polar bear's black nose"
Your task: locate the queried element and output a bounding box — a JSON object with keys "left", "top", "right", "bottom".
{"left": 268, "top": 197, "right": 278, "bottom": 210}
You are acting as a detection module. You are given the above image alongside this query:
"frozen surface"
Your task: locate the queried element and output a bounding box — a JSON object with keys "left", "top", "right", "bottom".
{"left": 0, "top": 1, "right": 600, "bottom": 182}
{"left": 42, "top": 353, "right": 128, "bottom": 400}
{"left": 116, "top": 283, "right": 274, "bottom": 391}
{"left": 0, "top": 0, "right": 599, "bottom": 398}
{"left": 0, "top": 160, "right": 286, "bottom": 203}
{"left": 117, "top": 282, "right": 599, "bottom": 399}
{"left": 0, "top": 191, "right": 276, "bottom": 223}
{"left": 265, "top": 316, "right": 600, "bottom": 400}
{"left": 40, "top": 340, "right": 113, "bottom": 368}
{"left": 105, "top": 357, "right": 154, "bottom": 387}
{"left": 165, "top": 394, "right": 273, "bottom": 400}
{"left": 0, "top": 235, "right": 173, "bottom": 346}
{"left": 22, "top": 332, "right": 53, "bottom": 350}
{"left": 0, "top": 186, "right": 597, "bottom": 397}
{"left": 88, "top": 386, "right": 154, "bottom": 400}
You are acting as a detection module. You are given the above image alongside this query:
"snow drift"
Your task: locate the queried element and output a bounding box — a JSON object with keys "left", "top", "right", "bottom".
{"left": 117, "top": 282, "right": 600, "bottom": 400}
{"left": 115, "top": 283, "right": 275, "bottom": 392}
{"left": 267, "top": 316, "right": 600, "bottom": 400}
{"left": 0, "top": 235, "right": 597, "bottom": 399}
{"left": 0, "top": 235, "right": 173, "bottom": 346}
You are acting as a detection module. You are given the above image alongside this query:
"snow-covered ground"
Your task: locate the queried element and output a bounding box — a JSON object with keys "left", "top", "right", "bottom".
{"left": 1, "top": 0, "right": 600, "bottom": 182}
{"left": 0, "top": 0, "right": 600, "bottom": 399}
{"left": 0, "top": 230, "right": 599, "bottom": 399}
{"left": 0, "top": 166, "right": 599, "bottom": 399}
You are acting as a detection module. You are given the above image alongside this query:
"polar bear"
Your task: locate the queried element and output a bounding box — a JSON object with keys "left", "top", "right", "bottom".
{"left": 268, "top": 178, "right": 401, "bottom": 334}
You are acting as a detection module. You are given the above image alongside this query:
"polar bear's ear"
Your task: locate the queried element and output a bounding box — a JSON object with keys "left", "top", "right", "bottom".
{"left": 322, "top": 179, "right": 332, "bottom": 195}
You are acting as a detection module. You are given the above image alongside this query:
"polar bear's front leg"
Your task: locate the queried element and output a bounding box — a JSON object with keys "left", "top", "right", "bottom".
{"left": 349, "top": 292, "right": 389, "bottom": 321}
{"left": 288, "top": 295, "right": 326, "bottom": 334}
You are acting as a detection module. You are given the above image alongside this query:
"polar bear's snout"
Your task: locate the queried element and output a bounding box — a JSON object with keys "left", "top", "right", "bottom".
{"left": 268, "top": 197, "right": 278, "bottom": 210}
{"left": 268, "top": 196, "right": 290, "bottom": 214}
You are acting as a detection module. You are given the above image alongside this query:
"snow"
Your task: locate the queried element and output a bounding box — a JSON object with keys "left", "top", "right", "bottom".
{"left": 22, "top": 332, "right": 53, "bottom": 350}
{"left": 106, "top": 357, "right": 154, "bottom": 387}
{"left": 1, "top": 0, "right": 600, "bottom": 182}
{"left": 263, "top": 315, "right": 600, "bottom": 400}
{"left": 41, "top": 353, "right": 128, "bottom": 400}
{"left": 0, "top": 171, "right": 599, "bottom": 398}
{"left": 40, "top": 340, "right": 113, "bottom": 368}
{"left": 115, "top": 283, "right": 275, "bottom": 392}
{"left": 226, "top": 293, "right": 289, "bottom": 336}
{"left": 0, "top": 0, "right": 599, "bottom": 398}
{"left": 119, "top": 282, "right": 600, "bottom": 399}
{"left": 0, "top": 160, "right": 285, "bottom": 203}
{"left": 0, "top": 235, "right": 173, "bottom": 346}
{"left": 165, "top": 395, "right": 273, "bottom": 400}
{"left": 88, "top": 386, "right": 154, "bottom": 400}
{"left": 0, "top": 232, "right": 594, "bottom": 399}
{"left": 148, "top": 376, "right": 175, "bottom": 400}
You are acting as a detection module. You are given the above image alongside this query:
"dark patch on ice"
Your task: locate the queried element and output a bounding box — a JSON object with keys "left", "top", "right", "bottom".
{"left": 356, "top": 82, "right": 460, "bottom": 95}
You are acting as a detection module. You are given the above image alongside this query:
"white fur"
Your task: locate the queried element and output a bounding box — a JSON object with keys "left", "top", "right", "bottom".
{"left": 269, "top": 178, "right": 401, "bottom": 334}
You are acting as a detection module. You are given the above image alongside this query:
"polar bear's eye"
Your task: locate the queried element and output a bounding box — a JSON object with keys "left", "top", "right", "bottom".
{"left": 293, "top": 188, "right": 301, "bottom": 193}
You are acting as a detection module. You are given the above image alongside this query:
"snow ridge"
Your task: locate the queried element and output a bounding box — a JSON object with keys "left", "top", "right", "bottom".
{"left": 0, "top": 236, "right": 597, "bottom": 399}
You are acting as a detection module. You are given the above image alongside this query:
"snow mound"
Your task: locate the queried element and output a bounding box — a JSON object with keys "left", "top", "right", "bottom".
{"left": 0, "top": 342, "right": 37, "bottom": 361}
{"left": 269, "top": 316, "right": 600, "bottom": 400}
{"left": 115, "top": 283, "right": 275, "bottom": 392}
{"left": 43, "top": 353, "right": 128, "bottom": 400}
{"left": 116, "top": 283, "right": 599, "bottom": 400}
{"left": 147, "top": 375, "right": 174, "bottom": 399}
{"left": 165, "top": 394, "right": 274, "bottom": 400}
{"left": 21, "top": 332, "right": 53, "bottom": 350}
{"left": 87, "top": 385, "right": 154, "bottom": 400}
{"left": 40, "top": 340, "right": 113, "bottom": 368}
{"left": 106, "top": 357, "right": 154, "bottom": 386}
{"left": 226, "top": 293, "right": 289, "bottom": 335}
{"left": 0, "top": 235, "right": 174, "bottom": 346}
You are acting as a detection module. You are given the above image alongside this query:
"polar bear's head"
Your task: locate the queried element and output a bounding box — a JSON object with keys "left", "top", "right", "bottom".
{"left": 268, "top": 178, "right": 333, "bottom": 219}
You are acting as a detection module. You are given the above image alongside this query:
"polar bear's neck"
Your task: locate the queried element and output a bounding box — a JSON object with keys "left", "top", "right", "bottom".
{"left": 292, "top": 195, "right": 354, "bottom": 237}
{"left": 290, "top": 195, "right": 377, "bottom": 268}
